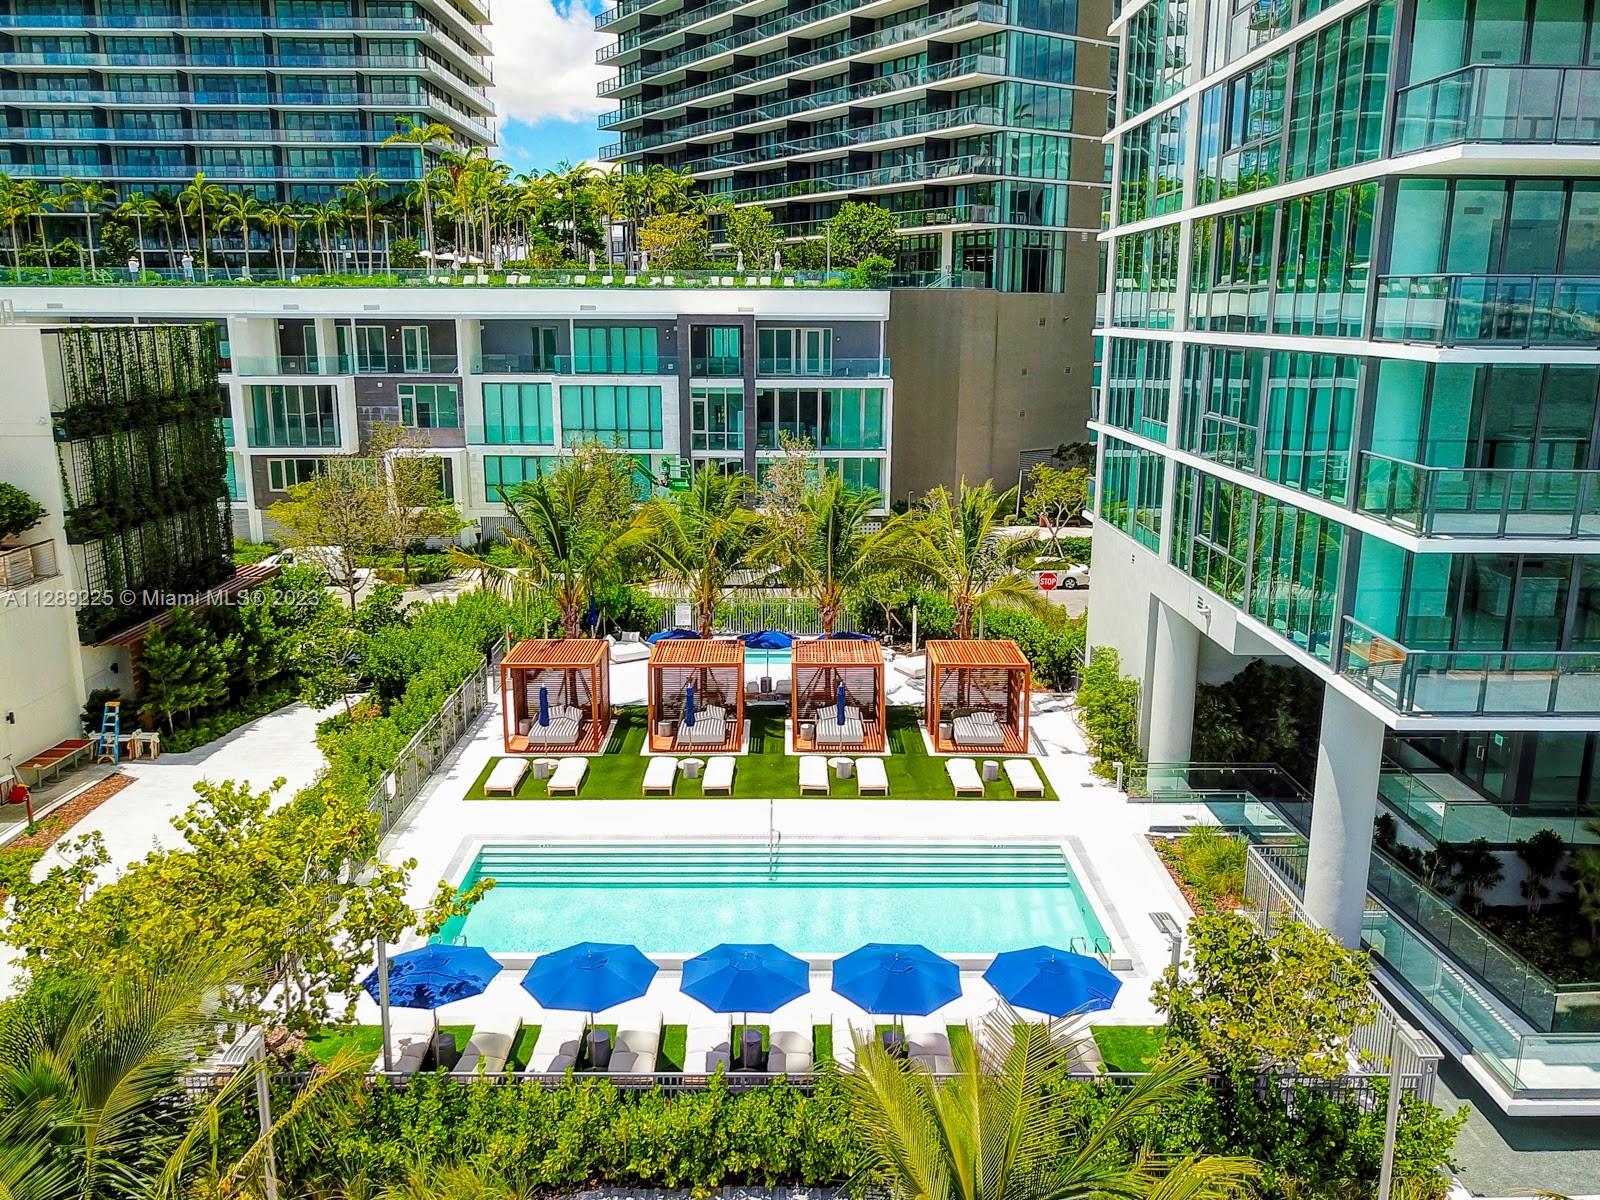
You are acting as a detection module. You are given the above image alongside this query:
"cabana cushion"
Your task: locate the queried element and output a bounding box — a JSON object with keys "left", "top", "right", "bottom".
{"left": 953, "top": 714, "right": 1005, "bottom": 746}
{"left": 643, "top": 756, "right": 677, "bottom": 794}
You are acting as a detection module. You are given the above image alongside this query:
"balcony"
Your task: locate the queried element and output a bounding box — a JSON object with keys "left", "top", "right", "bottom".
{"left": 470, "top": 354, "right": 678, "bottom": 374}
{"left": 0, "top": 538, "right": 60, "bottom": 589}
{"left": 1374, "top": 273, "right": 1600, "bottom": 347}
{"left": 1338, "top": 615, "right": 1600, "bottom": 717}
{"left": 729, "top": 153, "right": 1003, "bottom": 204}
{"left": 757, "top": 357, "right": 892, "bottom": 379}
{"left": 689, "top": 355, "right": 742, "bottom": 377}
{"left": 1394, "top": 65, "right": 1600, "bottom": 155}
{"left": 1379, "top": 764, "right": 1600, "bottom": 848}
{"left": 1356, "top": 452, "right": 1600, "bottom": 539}
{"left": 357, "top": 355, "right": 461, "bottom": 375}
{"left": 676, "top": 104, "right": 1007, "bottom": 174}
{"left": 233, "top": 354, "right": 352, "bottom": 377}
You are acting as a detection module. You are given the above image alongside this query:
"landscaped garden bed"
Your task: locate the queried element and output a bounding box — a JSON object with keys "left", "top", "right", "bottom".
{"left": 0, "top": 772, "right": 134, "bottom": 899}
{"left": 1149, "top": 826, "right": 1248, "bottom": 914}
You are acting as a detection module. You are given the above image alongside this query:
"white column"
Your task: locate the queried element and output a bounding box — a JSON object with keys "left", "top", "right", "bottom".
{"left": 1303, "top": 685, "right": 1386, "bottom": 948}
{"left": 1145, "top": 601, "right": 1199, "bottom": 767}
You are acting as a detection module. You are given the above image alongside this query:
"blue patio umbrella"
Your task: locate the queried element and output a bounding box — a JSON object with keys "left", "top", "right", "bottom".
{"left": 361, "top": 944, "right": 503, "bottom": 1067}
{"left": 983, "top": 946, "right": 1122, "bottom": 1018}
{"left": 521, "top": 941, "right": 659, "bottom": 1017}
{"left": 647, "top": 628, "right": 701, "bottom": 643}
{"left": 832, "top": 943, "right": 961, "bottom": 1017}
{"left": 681, "top": 943, "right": 811, "bottom": 1018}
{"left": 538, "top": 685, "right": 550, "bottom": 727}
{"left": 740, "top": 629, "right": 793, "bottom": 650}
{"left": 836, "top": 683, "right": 847, "bottom": 725}
{"left": 684, "top": 683, "right": 696, "bottom": 727}
{"left": 824, "top": 630, "right": 876, "bottom": 641}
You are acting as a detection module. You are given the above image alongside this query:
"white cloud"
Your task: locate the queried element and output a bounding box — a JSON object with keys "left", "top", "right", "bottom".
{"left": 487, "top": 1, "right": 610, "bottom": 126}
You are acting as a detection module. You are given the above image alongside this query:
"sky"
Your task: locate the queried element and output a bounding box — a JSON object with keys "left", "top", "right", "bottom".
{"left": 487, "top": 0, "right": 613, "bottom": 173}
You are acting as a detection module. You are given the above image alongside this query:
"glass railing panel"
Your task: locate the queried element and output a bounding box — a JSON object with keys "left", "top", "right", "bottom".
{"left": 233, "top": 354, "right": 352, "bottom": 376}
{"left": 1394, "top": 65, "right": 1600, "bottom": 153}
{"left": 1375, "top": 274, "right": 1600, "bottom": 347}
{"left": 1357, "top": 452, "right": 1600, "bottom": 537}
{"left": 755, "top": 357, "right": 891, "bottom": 378}
{"left": 689, "top": 355, "right": 743, "bottom": 376}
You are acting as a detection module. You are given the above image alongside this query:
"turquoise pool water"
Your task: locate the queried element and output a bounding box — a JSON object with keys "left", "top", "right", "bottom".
{"left": 437, "top": 842, "right": 1112, "bottom": 956}
{"left": 745, "top": 649, "right": 792, "bottom": 669}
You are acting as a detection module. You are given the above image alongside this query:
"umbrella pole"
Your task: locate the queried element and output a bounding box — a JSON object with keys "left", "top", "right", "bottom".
{"left": 377, "top": 938, "right": 393, "bottom": 1073}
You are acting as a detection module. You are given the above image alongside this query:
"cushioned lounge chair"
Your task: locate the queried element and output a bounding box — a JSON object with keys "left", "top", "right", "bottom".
{"left": 484, "top": 757, "right": 528, "bottom": 796}
{"left": 768, "top": 1029, "right": 813, "bottom": 1073}
{"left": 702, "top": 755, "right": 736, "bottom": 794}
{"left": 856, "top": 757, "right": 888, "bottom": 795}
{"left": 610, "top": 1025, "right": 661, "bottom": 1073}
{"left": 373, "top": 1012, "right": 433, "bottom": 1075}
{"left": 527, "top": 1019, "right": 586, "bottom": 1072}
{"left": 945, "top": 757, "right": 984, "bottom": 796}
{"left": 906, "top": 1018, "right": 955, "bottom": 1073}
{"left": 643, "top": 756, "right": 677, "bottom": 795}
{"left": 953, "top": 713, "right": 1005, "bottom": 747}
{"left": 455, "top": 1016, "right": 521, "bottom": 1075}
{"left": 677, "top": 718, "right": 727, "bottom": 746}
{"left": 685, "top": 1021, "right": 732, "bottom": 1073}
{"left": 546, "top": 757, "right": 587, "bottom": 795}
{"left": 799, "top": 755, "right": 829, "bottom": 795}
{"left": 1004, "top": 758, "right": 1046, "bottom": 796}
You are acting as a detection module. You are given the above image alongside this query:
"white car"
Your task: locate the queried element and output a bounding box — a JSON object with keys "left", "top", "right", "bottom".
{"left": 1034, "top": 564, "right": 1089, "bottom": 590}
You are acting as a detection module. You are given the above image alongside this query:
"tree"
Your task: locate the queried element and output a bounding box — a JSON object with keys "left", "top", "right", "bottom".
{"left": 1515, "top": 829, "right": 1566, "bottom": 916}
{"left": 138, "top": 607, "right": 235, "bottom": 731}
{"left": 1153, "top": 911, "right": 1377, "bottom": 1078}
{"left": 1076, "top": 646, "right": 1140, "bottom": 780}
{"left": 1570, "top": 836, "right": 1600, "bottom": 946}
{"left": 456, "top": 444, "right": 648, "bottom": 636}
{"left": 216, "top": 189, "right": 261, "bottom": 276}
{"left": 1449, "top": 838, "right": 1504, "bottom": 914}
{"left": 825, "top": 200, "right": 899, "bottom": 266}
{"left": 758, "top": 431, "right": 820, "bottom": 523}
{"left": 296, "top": 602, "right": 360, "bottom": 716}
{"left": 0, "top": 481, "right": 46, "bottom": 539}
{"left": 889, "top": 479, "right": 1050, "bottom": 638}
{"left": 58, "top": 177, "right": 112, "bottom": 273}
{"left": 385, "top": 117, "right": 454, "bottom": 257}
{"left": 232, "top": 565, "right": 333, "bottom": 695}
{"left": 367, "top": 422, "right": 469, "bottom": 582}
{"left": 1021, "top": 463, "right": 1089, "bottom": 558}
{"left": 179, "top": 171, "right": 224, "bottom": 277}
{"left": 727, "top": 203, "right": 778, "bottom": 267}
{"left": 341, "top": 173, "right": 385, "bottom": 273}
{"left": 843, "top": 1007, "right": 1257, "bottom": 1200}
{"left": 644, "top": 469, "right": 761, "bottom": 637}
{"left": 754, "top": 471, "right": 890, "bottom": 634}
{"left": 1054, "top": 440, "right": 1095, "bottom": 471}
{"left": 267, "top": 460, "right": 388, "bottom": 609}
{"left": 638, "top": 210, "right": 710, "bottom": 269}
{"left": 112, "top": 191, "right": 161, "bottom": 270}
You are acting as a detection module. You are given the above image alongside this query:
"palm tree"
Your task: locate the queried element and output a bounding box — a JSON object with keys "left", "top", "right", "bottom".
{"left": 385, "top": 117, "right": 453, "bottom": 259}
{"left": 340, "top": 173, "right": 384, "bottom": 274}
{"left": 843, "top": 1009, "right": 1258, "bottom": 1200}
{"left": 645, "top": 468, "right": 761, "bottom": 637}
{"left": 113, "top": 191, "right": 161, "bottom": 270}
{"left": 891, "top": 479, "right": 1052, "bottom": 638}
{"left": 755, "top": 473, "right": 891, "bottom": 634}
{"left": 179, "top": 171, "right": 225, "bottom": 278}
{"left": 304, "top": 199, "right": 343, "bottom": 272}
{"left": 0, "top": 173, "right": 26, "bottom": 271}
{"left": 58, "top": 177, "right": 112, "bottom": 274}
{"left": 217, "top": 189, "right": 262, "bottom": 277}
{"left": 548, "top": 159, "right": 593, "bottom": 259}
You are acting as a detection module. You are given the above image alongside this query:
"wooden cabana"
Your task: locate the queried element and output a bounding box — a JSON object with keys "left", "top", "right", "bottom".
{"left": 647, "top": 639, "right": 745, "bottom": 753}
{"left": 501, "top": 638, "right": 611, "bottom": 754}
{"left": 791, "top": 638, "right": 886, "bottom": 752}
{"left": 925, "top": 639, "right": 1032, "bottom": 754}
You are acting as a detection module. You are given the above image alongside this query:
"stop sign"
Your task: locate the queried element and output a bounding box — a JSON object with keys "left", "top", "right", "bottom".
{"left": 1038, "top": 572, "right": 1057, "bottom": 591}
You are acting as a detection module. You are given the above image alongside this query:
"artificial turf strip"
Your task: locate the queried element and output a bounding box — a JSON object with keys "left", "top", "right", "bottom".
{"left": 505, "top": 1024, "right": 542, "bottom": 1071}
{"left": 657, "top": 1024, "right": 687, "bottom": 1072}
{"left": 465, "top": 706, "right": 1056, "bottom": 801}
{"left": 302, "top": 1024, "right": 384, "bottom": 1064}
{"left": 1091, "top": 1024, "right": 1167, "bottom": 1072}
{"left": 812, "top": 1023, "right": 833, "bottom": 1064}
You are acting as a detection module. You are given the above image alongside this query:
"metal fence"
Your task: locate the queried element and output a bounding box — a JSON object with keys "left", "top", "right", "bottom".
{"left": 656, "top": 596, "right": 858, "bottom": 637}
{"left": 364, "top": 658, "right": 491, "bottom": 838}
{"left": 1244, "top": 844, "right": 1443, "bottom": 1102}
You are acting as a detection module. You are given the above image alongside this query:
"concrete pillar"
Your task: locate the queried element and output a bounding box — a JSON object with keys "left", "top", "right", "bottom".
{"left": 1145, "top": 601, "right": 1199, "bottom": 768}
{"left": 1303, "top": 685, "right": 1387, "bottom": 948}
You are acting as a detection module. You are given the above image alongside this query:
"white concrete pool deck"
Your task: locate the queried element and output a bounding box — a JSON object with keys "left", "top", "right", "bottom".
{"left": 358, "top": 679, "right": 1194, "bottom": 1034}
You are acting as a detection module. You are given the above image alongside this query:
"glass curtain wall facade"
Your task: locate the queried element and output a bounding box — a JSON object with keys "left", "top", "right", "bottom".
{"left": 593, "top": 0, "right": 1115, "bottom": 291}
{"left": 0, "top": 0, "right": 494, "bottom": 201}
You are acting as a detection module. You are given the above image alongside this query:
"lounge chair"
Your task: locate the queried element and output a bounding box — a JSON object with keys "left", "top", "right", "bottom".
{"left": 1004, "top": 758, "right": 1046, "bottom": 796}
{"left": 546, "top": 757, "right": 587, "bottom": 795}
{"left": 702, "top": 755, "right": 735, "bottom": 794}
{"left": 953, "top": 712, "right": 1005, "bottom": 747}
{"left": 768, "top": 1029, "right": 813, "bottom": 1073}
{"left": 830, "top": 1016, "right": 859, "bottom": 1067}
{"left": 611, "top": 639, "right": 651, "bottom": 663}
{"left": 527, "top": 1018, "right": 586, "bottom": 1072}
{"left": 373, "top": 1012, "right": 433, "bottom": 1075}
{"left": 906, "top": 1018, "right": 955, "bottom": 1073}
{"left": 856, "top": 757, "right": 888, "bottom": 795}
{"left": 524, "top": 716, "right": 582, "bottom": 745}
{"left": 643, "top": 756, "right": 678, "bottom": 794}
{"left": 455, "top": 1016, "right": 521, "bottom": 1075}
{"left": 945, "top": 757, "right": 984, "bottom": 796}
{"left": 799, "top": 755, "right": 829, "bottom": 795}
{"left": 483, "top": 757, "right": 529, "bottom": 796}
{"left": 610, "top": 1025, "right": 660, "bottom": 1073}
{"left": 890, "top": 657, "right": 925, "bottom": 681}
{"left": 677, "top": 717, "right": 728, "bottom": 746}
{"left": 685, "top": 1020, "right": 732, "bottom": 1073}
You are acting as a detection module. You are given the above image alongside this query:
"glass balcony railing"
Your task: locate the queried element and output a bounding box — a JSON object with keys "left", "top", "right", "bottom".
{"left": 1374, "top": 273, "right": 1600, "bottom": 347}
{"left": 356, "top": 355, "right": 460, "bottom": 375}
{"left": 1356, "top": 452, "right": 1600, "bottom": 538}
{"left": 677, "top": 104, "right": 1008, "bottom": 174}
{"left": 233, "top": 354, "right": 352, "bottom": 377}
{"left": 1338, "top": 614, "right": 1600, "bottom": 717}
{"left": 1378, "top": 766, "right": 1600, "bottom": 848}
{"left": 729, "top": 153, "right": 1003, "bottom": 204}
{"left": 244, "top": 423, "right": 341, "bottom": 449}
{"left": 470, "top": 354, "right": 678, "bottom": 374}
{"left": 1394, "top": 64, "right": 1600, "bottom": 154}
{"left": 757, "top": 357, "right": 892, "bottom": 378}
{"left": 689, "top": 355, "right": 742, "bottom": 377}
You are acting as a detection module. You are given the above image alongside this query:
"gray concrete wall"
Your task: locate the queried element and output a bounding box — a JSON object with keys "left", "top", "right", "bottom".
{"left": 752, "top": 319, "right": 881, "bottom": 360}
{"left": 884, "top": 287, "right": 1095, "bottom": 500}
{"left": 480, "top": 319, "right": 570, "bottom": 359}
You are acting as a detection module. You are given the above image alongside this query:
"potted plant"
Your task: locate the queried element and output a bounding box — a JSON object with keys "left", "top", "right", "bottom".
{"left": 0, "top": 482, "right": 47, "bottom": 546}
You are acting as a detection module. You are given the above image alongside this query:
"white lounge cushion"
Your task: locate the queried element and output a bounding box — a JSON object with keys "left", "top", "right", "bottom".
{"left": 953, "top": 714, "right": 1004, "bottom": 746}
{"left": 611, "top": 640, "right": 650, "bottom": 663}
{"left": 813, "top": 714, "right": 864, "bottom": 744}
{"left": 484, "top": 757, "right": 529, "bottom": 795}
{"left": 527, "top": 1019, "right": 586, "bottom": 1073}
{"left": 702, "top": 755, "right": 735, "bottom": 794}
{"left": 799, "top": 755, "right": 829, "bottom": 794}
{"left": 547, "top": 757, "right": 588, "bottom": 795}
{"left": 768, "top": 1029, "right": 813, "bottom": 1073}
{"left": 525, "top": 716, "right": 581, "bottom": 744}
{"left": 945, "top": 758, "right": 983, "bottom": 795}
{"left": 643, "top": 756, "right": 677, "bottom": 794}
{"left": 678, "top": 718, "right": 727, "bottom": 745}
{"left": 456, "top": 1016, "right": 521, "bottom": 1075}
{"left": 1004, "top": 758, "right": 1045, "bottom": 796}
{"left": 856, "top": 758, "right": 888, "bottom": 795}
{"left": 685, "top": 1022, "right": 731, "bottom": 1073}
{"left": 610, "top": 1026, "right": 660, "bottom": 1073}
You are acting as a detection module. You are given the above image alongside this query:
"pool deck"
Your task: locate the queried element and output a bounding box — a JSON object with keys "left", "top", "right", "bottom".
{"left": 362, "top": 677, "right": 1193, "bottom": 1034}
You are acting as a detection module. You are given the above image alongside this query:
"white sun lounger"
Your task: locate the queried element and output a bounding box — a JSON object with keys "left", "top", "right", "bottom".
{"left": 685, "top": 1020, "right": 732, "bottom": 1073}
{"left": 527, "top": 1018, "right": 586, "bottom": 1073}
{"left": 546, "top": 757, "right": 587, "bottom": 795}
{"left": 1004, "top": 758, "right": 1046, "bottom": 796}
{"left": 768, "top": 1029, "right": 814, "bottom": 1073}
{"left": 483, "top": 757, "right": 528, "bottom": 796}
{"left": 831, "top": 1016, "right": 861, "bottom": 1067}
{"left": 643, "top": 756, "right": 677, "bottom": 794}
{"left": 610, "top": 1025, "right": 661, "bottom": 1074}
{"left": 677, "top": 717, "right": 727, "bottom": 746}
{"left": 455, "top": 1016, "right": 522, "bottom": 1075}
{"left": 799, "top": 755, "right": 829, "bottom": 795}
{"left": 906, "top": 1018, "right": 955, "bottom": 1074}
{"left": 610, "top": 639, "right": 651, "bottom": 663}
{"left": 856, "top": 757, "right": 888, "bottom": 795}
{"left": 702, "top": 755, "right": 735, "bottom": 794}
{"left": 373, "top": 1011, "right": 433, "bottom": 1075}
{"left": 945, "top": 757, "right": 984, "bottom": 796}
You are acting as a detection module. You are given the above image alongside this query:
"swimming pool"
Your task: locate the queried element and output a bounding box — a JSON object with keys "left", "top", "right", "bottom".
{"left": 436, "top": 841, "right": 1112, "bottom": 957}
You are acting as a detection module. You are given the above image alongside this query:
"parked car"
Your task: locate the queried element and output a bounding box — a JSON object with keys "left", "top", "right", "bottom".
{"left": 1033, "top": 563, "right": 1089, "bottom": 590}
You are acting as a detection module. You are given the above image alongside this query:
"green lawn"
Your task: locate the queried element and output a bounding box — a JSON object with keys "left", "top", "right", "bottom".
{"left": 305, "top": 1022, "right": 473, "bottom": 1066}
{"left": 505, "top": 1024, "right": 542, "bottom": 1071}
{"left": 658, "top": 1024, "right": 687, "bottom": 1072}
{"left": 466, "top": 707, "right": 1055, "bottom": 801}
{"left": 813, "top": 1022, "right": 834, "bottom": 1064}
{"left": 1092, "top": 1025, "right": 1167, "bottom": 1072}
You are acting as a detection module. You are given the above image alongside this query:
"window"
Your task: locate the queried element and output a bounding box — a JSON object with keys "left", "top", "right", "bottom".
{"left": 481, "top": 382, "right": 554, "bottom": 445}
{"left": 246, "top": 384, "right": 338, "bottom": 447}
{"left": 338, "top": 324, "right": 386, "bottom": 372}
{"left": 224, "top": 454, "right": 243, "bottom": 502}
{"left": 266, "top": 457, "right": 324, "bottom": 491}
{"left": 757, "top": 327, "right": 833, "bottom": 375}
{"left": 1098, "top": 436, "right": 1165, "bottom": 551}
{"left": 691, "top": 326, "right": 743, "bottom": 376}
{"left": 401, "top": 325, "right": 431, "bottom": 372}
{"left": 559, "top": 385, "right": 663, "bottom": 448}
{"left": 482, "top": 454, "right": 564, "bottom": 503}
{"left": 572, "top": 325, "right": 661, "bottom": 373}
{"left": 398, "top": 383, "right": 459, "bottom": 429}
{"left": 755, "top": 388, "right": 886, "bottom": 449}
{"left": 692, "top": 387, "right": 744, "bottom": 451}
